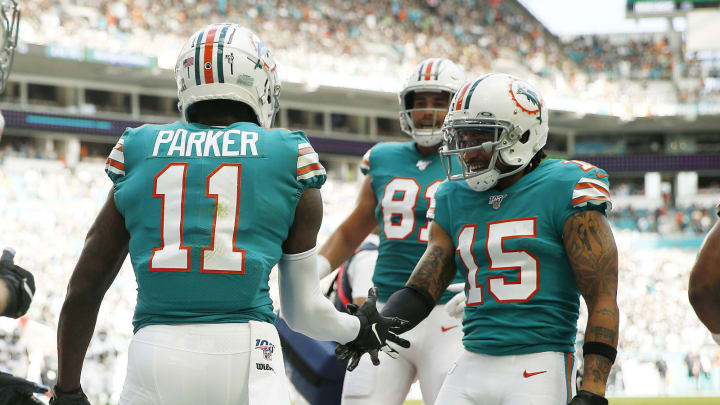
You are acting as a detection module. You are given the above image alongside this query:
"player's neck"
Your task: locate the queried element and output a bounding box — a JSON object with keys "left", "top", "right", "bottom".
{"left": 493, "top": 170, "right": 525, "bottom": 191}
{"left": 414, "top": 142, "right": 440, "bottom": 157}
{"left": 192, "top": 117, "right": 244, "bottom": 127}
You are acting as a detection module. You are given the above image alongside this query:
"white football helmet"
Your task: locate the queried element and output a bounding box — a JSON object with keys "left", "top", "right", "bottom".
{"left": 0, "top": 0, "right": 19, "bottom": 95}
{"left": 399, "top": 58, "right": 465, "bottom": 147}
{"left": 175, "top": 24, "right": 280, "bottom": 128}
{"left": 440, "top": 73, "right": 549, "bottom": 192}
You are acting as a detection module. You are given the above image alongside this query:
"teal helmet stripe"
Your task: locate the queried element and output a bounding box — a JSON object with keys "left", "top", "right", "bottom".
{"left": 194, "top": 30, "right": 205, "bottom": 85}
{"left": 216, "top": 24, "right": 230, "bottom": 83}
{"left": 417, "top": 61, "right": 427, "bottom": 81}
{"left": 463, "top": 75, "right": 488, "bottom": 109}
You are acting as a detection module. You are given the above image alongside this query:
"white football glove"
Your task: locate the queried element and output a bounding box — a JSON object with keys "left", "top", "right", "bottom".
{"left": 445, "top": 283, "right": 465, "bottom": 319}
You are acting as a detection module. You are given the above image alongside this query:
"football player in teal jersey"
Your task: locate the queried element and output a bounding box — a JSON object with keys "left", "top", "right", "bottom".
{"left": 338, "top": 73, "right": 620, "bottom": 405}
{"left": 52, "top": 24, "right": 407, "bottom": 405}
{"left": 689, "top": 205, "right": 720, "bottom": 345}
{"left": 318, "top": 58, "right": 467, "bottom": 405}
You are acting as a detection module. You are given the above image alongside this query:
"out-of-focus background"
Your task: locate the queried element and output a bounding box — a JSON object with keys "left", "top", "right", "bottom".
{"left": 1, "top": 0, "right": 720, "bottom": 403}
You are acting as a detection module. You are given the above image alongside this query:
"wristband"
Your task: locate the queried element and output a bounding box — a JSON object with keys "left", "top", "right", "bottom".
{"left": 583, "top": 341, "right": 617, "bottom": 364}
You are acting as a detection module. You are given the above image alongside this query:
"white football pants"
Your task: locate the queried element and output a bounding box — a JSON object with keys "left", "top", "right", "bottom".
{"left": 341, "top": 303, "right": 463, "bottom": 405}
{"left": 119, "top": 321, "right": 289, "bottom": 405}
{"left": 435, "top": 349, "right": 577, "bottom": 405}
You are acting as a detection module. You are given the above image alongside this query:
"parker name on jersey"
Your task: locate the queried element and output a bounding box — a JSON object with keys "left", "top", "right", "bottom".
{"left": 106, "top": 121, "right": 325, "bottom": 333}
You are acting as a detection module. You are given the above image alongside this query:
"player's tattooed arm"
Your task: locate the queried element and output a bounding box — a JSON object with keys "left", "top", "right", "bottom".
{"left": 57, "top": 188, "right": 129, "bottom": 391}
{"left": 406, "top": 221, "right": 457, "bottom": 303}
{"left": 563, "top": 209, "right": 619, "bottom": 397}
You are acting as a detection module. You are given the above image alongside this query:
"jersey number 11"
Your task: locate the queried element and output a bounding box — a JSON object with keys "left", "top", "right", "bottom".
{"left": 149, "top": 162, "right": 245, "bottom": 274}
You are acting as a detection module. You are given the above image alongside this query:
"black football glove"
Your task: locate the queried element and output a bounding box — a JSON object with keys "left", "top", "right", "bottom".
{"left": 49, "top": 385, "right": 91, "bottom": 405}
{"left": 0, "top": 372, "right": 47, "bottom": 405}
{"left": 335, "top": 288, "right": 410, "bottom": 371}
{"left": 570, "top": 390, "right": 608, "bottom": 405}
{"left": 0, "top": 248, "right": 36, "bottom": 318}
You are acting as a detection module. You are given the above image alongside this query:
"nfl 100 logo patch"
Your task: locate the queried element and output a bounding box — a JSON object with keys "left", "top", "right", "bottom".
{"left": 488, "top": 194, "right": 508, "bottom": 210}
{"left": 255, "top": 339, "right": 274, "bottom": 361}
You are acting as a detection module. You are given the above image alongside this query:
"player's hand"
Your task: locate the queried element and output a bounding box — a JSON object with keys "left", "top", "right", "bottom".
{"left": 49, "top": 385, "right": 91, "bottom": 405}
{"left": 445, "top": 283, "right": 465, "bottom": 319}
{"left": 0, "top": 372, "right": 47, "bottom": 405}
{"left": 335, "top": 288, "right": 410, "bottom": 370}
{"left": 0, "top": 248, "right": 36, "bottom": 318}
{"left": 570, "top": 390, "right": 608, "bottom": 405}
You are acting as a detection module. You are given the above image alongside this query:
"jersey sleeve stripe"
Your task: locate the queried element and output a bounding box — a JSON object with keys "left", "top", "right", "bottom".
{"left": 298, "top": 142, "right": 311, "bottom": 149}
{"left": 297, "top": 152, "right": 319, "bottom": 168}
{"left": 106, "top": 165, "right": 125, "bottom": 176}
{"left": 577, "top": 177, "right": 609, "bottom": 193}
{"left": 297, "top": 163, "right": 324, "bottom": 176}
{"left": 573, "top": 186, "right": 609, "bottom": 200}
{"left": 574, "top": 182, "right": 609, "bottom": 197}
{"left": 298, "top": 147, "right": 315, "bottom": 156}
{"left": 107, "top": 158, "right": 125, "bottom": 171}
{"left": 297, "top": 168, "right": 326, "bottom": 181}
{"left": 108, "top": 148, "right": 125, "bottom": 164}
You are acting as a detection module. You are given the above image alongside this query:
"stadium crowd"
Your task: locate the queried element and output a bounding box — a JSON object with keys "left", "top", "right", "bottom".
{"left": 0, "top": 156, "right": 719, "bottom": 401}
{"left": 18, "top": 0, "right": 696, "bottom": 105}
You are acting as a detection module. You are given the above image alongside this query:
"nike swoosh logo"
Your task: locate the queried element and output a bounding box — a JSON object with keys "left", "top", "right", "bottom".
{"left": 371, "top": 324, "right": 382, "bottom": 345}
{"left": 523, "top": 370, "right": 547, "bottom": 378}
{"left": 441, "top": 325, "right": 459, "bottom": 332}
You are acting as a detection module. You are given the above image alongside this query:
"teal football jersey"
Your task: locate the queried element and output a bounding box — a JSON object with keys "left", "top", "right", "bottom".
{"left": 431, "top": 158, "right": 611, "bottom": 355}
{"left": 360, "top": 141, "right": 464, "bottom": 304}
{"left": 105, "top": 121, "right": 326, "bottom": 333}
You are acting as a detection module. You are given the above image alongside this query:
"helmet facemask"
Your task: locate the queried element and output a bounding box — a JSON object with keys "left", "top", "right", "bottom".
{"left": 0, "top": 0, "right": 19, "bottom": 95}
{"left": 399, "top": 90, "right": 453, "bottom": 147}
{"left": 440, "top": 116, "right": 528, "bottom": 192}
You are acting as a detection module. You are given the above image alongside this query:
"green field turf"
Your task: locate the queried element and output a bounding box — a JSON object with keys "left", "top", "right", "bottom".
{"left": 403, "top": 398, "right": 720, "bottom": 405}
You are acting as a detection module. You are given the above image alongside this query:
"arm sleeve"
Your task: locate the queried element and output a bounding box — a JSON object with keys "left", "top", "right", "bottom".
{"left": 295, "top": 132, "right": 327, "bottom": 192}
{"left": 279, "top": 247, "right": 361, "bottom": 343}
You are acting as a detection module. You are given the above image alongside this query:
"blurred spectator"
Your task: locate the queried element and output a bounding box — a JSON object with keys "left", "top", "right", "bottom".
{"left": 17, "top": 0, "right": 694, "bottom": 105}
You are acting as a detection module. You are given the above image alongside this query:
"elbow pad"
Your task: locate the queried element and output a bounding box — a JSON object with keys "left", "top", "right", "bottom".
{"left": 278, "top": 247, "right": 360, "bottom": 344}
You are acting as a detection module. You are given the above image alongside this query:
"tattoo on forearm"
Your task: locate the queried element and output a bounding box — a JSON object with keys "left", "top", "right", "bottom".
{"left": 408, "top": 245, "right": 456, "bottom": 302}
{"left": 563, "top": 211, "right": 618, "bottom": 305}
{"left": 584, "top": 354, "right": 613, "bottom": 385}
{"left": 587, "top": 326, "right": 617, "bottom": 342}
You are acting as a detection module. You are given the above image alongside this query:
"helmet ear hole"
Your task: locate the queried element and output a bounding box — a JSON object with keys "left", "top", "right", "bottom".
{"left": 404, "top": 92, "right": 415, "bottom": 109}
{"left": 520, "top": 130, "right": 531, "bottom": 144}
